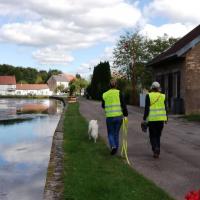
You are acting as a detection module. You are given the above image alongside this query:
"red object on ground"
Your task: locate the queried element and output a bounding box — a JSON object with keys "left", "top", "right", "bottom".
{"left": 185, "top": 190, "right": 200, "bottom": 200}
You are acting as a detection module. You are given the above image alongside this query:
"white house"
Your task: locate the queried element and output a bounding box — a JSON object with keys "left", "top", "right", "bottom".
{"left": 0, "top": 76, "right": 16, "bottom": 95}
{"left": 15, "top": 84, "right": 53, "bottom": 96}
{"left": 47, "top": 73, "right": 75, "bottom": 93}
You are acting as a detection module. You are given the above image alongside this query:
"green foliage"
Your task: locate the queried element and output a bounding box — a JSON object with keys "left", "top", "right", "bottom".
{"left": 69, "top": 82, "right": 76, "bottom": 96}
{"left": 63, "top": 103, "right": 175, "bottom": 200}
{"left": 47, "top": 69, "right": 62, "bottom": 82}
{"left": 182, "top": 114, "right": 200, "bottom": 122}
{"left": 116, "top": 78, "right": 132, "bottom": 104}
{"left": 145, "top": 34, "right": 178, "bottom": 60}
{"left": 69, "top": 75, "right": 88, "bottom": 96}
{"left": 55, "top": 84, "right": 65, "bottom": 93}
{"left": 19, "top": 80, "right": 28, "bottom": 84}
{"left": 88, "top": 61, "right": 111, "bottom": 100}
{"left": 35, "top": 75, "right": 43, "bottom": 83}
{"left": 0, "top": 64, "right": 62, "bottom": 83}
{"left": 113, "top": 32, "right": 179, "bottom": 89}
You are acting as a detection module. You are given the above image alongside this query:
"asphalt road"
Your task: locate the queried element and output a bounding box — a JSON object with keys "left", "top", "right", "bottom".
{"left": 79, "top": 98, "right": 200, "bottom": 200}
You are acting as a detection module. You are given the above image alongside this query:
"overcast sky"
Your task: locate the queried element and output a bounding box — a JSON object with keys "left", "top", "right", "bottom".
{"left": 0, "top": 0, "right": 199, "bottom": 77}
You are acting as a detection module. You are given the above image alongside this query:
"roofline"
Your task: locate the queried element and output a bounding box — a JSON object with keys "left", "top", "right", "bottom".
{"left": 147, "top": 36, "right": 200, "bottom": 67}
{"left": 147, "top": 55, "right": 185, "bottom": 67}
{"left": 147, "top": 25, "right": 200, "bottom": 66}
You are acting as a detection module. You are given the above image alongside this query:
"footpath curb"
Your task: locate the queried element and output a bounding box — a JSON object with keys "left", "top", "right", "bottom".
{"left": 43, "top": 101, "right": 67, "bottom": 200}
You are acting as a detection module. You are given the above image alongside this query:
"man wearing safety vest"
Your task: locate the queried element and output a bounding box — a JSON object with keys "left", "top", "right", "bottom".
{"left": 102, "top": 79, "right": 128, "bottom": 155}
{"left": 143, "top": 81, "right": 167, "bottom": 158}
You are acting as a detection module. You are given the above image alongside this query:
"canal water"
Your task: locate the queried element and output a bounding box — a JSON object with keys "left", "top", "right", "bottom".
{"left": 0, "top": 98, "right": 63, "bottom": 200}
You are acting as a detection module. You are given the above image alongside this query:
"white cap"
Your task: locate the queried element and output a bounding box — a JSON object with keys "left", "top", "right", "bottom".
{"left": 151, "top": 81, "right": 160, "bottom": 89}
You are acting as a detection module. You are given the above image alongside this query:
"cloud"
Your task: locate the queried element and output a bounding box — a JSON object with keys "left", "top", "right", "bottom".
{"left": 0, "top": 139, "right": 51, "bottom": 164}
{"left": 77, "top": 45, "right": 115, "bottom": 78}
{"left": 145, "top": 0, "right": 200, "bottom": 25}
{"left": 32, "top": 47, "right": 74, "bottom": 65}
{"left": 0, "top": 0, "right": 141, "bottom": 65}
{"left": 140, "top": 23, "right": 196, "bottom": 39}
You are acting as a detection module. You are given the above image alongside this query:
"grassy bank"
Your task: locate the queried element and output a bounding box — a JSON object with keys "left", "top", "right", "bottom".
{"left": 183, "top": 114, "right": 200, "bottom": 122}
{"left": 63, "top": 103, "right": 174, "bottom": 200}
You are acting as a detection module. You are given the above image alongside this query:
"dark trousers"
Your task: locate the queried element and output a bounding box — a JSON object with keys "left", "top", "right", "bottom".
{"left": 106, "top": 116, "right": 122, "bottom": 149}
{"left": 148, "top": 121, "right": 164, "bottom": 154}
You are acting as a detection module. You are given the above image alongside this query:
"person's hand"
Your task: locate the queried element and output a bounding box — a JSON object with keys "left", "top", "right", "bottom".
{"left": 141, "top": 120, "right": 148, "bottom": 132}
{"left": 123, "top": 116, "right": 128, "bottom": 123}
{"left": 143, "top": 120, "right": 147, "bottom": 124}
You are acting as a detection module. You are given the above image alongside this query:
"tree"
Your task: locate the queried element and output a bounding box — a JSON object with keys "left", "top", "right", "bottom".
{"left": 113, "top": 32, "right": 179, "bottom": 104}
{"left": 35, "top": 75, "right": 43, "bottom": 83}
{"left": 145, "top": 34, "right": 179, "bottom": 61}
{"left": 47, "top": 69, "right": 62, "bottom": 81}
{"left": 69, "top": 75, "right": 88, "bottom": 96}
{"left": 55, "top": 84, "right": 65, "bottom": 94}
{"left": 113, "top": 32, "right": 147, "bottom": 104}
{"left": 0, "top": 64, "right": 62, "bottom": 84}
{"left": 39, "top": 70, "right": 48, "bottom": 83}
{"left": 69, "top": 82, "right": 76, "bottom": 96}
{"left": 88, "top": 61, "right": 111, "bottom": 100}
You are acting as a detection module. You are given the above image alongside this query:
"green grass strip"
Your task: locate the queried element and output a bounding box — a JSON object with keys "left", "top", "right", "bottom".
{"left": 182, "top": 114, "right": 200, "bottom": 122}
{"left": 63, "top": 103, "right": 174, "bottom": 200}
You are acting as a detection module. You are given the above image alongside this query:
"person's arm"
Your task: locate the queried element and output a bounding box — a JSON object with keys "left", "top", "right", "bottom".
{"left": 120, "top": 92, "right": 128, "bottom": 117}
{"left": 143, "top": 94, "right": 150, "bottom": 121}
{"left": 102, "top": 96, "right": 105, "bottom": 109}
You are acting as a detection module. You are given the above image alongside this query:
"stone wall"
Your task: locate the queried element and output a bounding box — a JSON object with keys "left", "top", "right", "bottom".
{"left": 185, "top": 43, "right": 200, "bottom": 114}
{"left": 43, "top": 102, "right": 67, "bottom": 200}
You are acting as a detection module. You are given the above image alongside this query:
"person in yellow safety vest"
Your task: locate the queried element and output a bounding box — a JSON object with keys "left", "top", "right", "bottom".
{"left": 102, "top": 79, "right": 128, "bottom": 155}
{"left": 143, "top": 81, "right": 168, "bottom": 158}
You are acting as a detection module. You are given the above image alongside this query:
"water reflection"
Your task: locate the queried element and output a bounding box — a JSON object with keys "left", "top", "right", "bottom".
{"left": 0, "top": 98, "right": 63, "bottom": 200}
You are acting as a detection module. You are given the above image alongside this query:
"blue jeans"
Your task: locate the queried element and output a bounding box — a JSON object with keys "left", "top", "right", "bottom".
{"left": 106, "top": 116, "right": 123, "bottom": 149}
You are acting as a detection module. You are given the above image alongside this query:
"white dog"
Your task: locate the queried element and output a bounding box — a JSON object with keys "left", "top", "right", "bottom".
{"left": 88, "top": 120, "right": 99, "bottom": 143}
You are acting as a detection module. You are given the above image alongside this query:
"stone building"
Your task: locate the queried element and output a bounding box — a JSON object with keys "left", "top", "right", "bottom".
{"left": 147, "top": 25, "right": 200, "bottom": 114}
{"left": 47, "top": 73, "right": 75, "bottom": 93}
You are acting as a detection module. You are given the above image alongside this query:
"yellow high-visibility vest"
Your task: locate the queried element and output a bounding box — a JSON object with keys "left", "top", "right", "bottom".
{"left": 103, "top": 89, "right": 123, "bottom": 117}
{"left": 148, "top": 92, "right": 167, "bottom": 121}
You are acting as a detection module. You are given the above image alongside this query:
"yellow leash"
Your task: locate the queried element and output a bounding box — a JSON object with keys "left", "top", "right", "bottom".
{"left": 121, "top": 117, "right": 130, "bottom": 165}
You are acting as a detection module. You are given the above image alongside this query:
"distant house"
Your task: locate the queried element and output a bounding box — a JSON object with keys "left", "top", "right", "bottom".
{"left": 0, "top": 76, "right": 16, "bottom": 95}
{"left": 147, "top": 24, "right": 200, "bottom": 114}
{"left": 47, "top": 73, "right": 75, "bottom": 93}
{"left": 15, "top": 84, "right": 52, "bottom": 96}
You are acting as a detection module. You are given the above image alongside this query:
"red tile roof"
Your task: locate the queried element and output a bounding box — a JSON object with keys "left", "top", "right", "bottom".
{"left": 148, "top": 24, "right": 200, "bottom": 66}
{"left": 0, "top": 76, "right": 16, "bottom": 85}
{"left": 62, "top": 73, "right": 75, "bottom": 82}
{"left": 16, "top": 84, "right": 49, "bottom": 90}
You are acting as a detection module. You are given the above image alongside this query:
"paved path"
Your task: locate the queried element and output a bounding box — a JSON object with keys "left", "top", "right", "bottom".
{"left": 79, "top": 98, "right": 200, "bottom": 200}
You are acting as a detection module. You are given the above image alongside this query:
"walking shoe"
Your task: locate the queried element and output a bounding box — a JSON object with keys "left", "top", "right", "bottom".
{"left": 153, "top": 148, "right": 160, "bottom": 158}
{"left": 111, "top": 147, "right": 117, "bottom": 155}
{"left": 153, "top": 152, "right": 159, "bottom": 158}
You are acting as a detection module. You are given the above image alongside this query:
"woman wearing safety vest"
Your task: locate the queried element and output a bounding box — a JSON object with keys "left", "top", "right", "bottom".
{"left": 143, "top": 81, "right": 168, "bottom": 158}
{"left": 102, "top": 79, "right": 128, "bottom": 155}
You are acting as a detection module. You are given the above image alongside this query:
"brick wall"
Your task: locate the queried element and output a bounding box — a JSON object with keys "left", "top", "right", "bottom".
{"left": 185, "top": 43, "right": 200, "bottom": 114}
